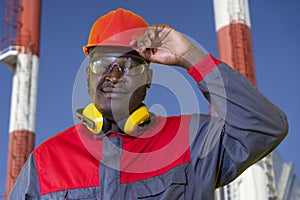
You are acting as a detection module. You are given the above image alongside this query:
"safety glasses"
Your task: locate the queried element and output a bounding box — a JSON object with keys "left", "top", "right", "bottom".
{"left": 90, "top": 55, "right": 149, "bottom": 76}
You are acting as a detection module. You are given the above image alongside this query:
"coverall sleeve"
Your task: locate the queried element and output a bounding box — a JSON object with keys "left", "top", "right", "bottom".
{"left": 8, "top": 153, "right": 41, "bottom": 200}
{"left": 188, "top": 55, "right": 288, "bottom": 189}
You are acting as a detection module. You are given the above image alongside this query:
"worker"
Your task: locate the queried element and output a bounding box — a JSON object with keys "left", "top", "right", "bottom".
{"left": 9, "top": 8, "right": 288, "bottom": 199}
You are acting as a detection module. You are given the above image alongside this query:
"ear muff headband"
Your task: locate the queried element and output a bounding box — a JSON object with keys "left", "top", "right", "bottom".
{"left": 77, "top": 103, "right": 150, "bottom": 134}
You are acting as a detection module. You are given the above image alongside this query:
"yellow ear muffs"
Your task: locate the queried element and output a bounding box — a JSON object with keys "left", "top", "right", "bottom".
{"left": 123, "top": 105, "right": 150, "bottom": 132}
{"left": 76, "top": 103, "right": 150, "bottom": 134}
{"left": 82, "top": 103, "right": 104, "bottom": 133}
{"left": 76, "top": 103, "right": 105, "bottom": 134}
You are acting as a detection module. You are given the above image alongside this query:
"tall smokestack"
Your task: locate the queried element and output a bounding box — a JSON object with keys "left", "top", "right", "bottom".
{"left": 213, "top": 1, "right": 279, "bottom": 199}
{"left": 0, "top": 0, "right": 41, "bottom": 198}
{"left": 213, "top": 0, "right": 256, "bottom": 85}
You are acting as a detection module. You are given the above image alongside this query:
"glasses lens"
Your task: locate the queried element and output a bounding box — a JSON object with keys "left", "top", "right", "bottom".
{"left": 90, "top": 56, "right": 148, "bottom": 75}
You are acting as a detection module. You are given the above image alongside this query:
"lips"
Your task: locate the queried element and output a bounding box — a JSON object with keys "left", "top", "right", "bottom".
{"left": 100, "top": 86, "right": 128, "bottom": 98}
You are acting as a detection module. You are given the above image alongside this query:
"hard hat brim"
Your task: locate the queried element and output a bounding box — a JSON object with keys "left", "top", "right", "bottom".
{"left": 83, "top": 26, "right": 148, "bottom": 56}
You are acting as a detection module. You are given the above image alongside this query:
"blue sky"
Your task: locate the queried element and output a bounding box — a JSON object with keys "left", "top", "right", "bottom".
{"left": 0, "top": 0, "right": 299, "bottom": 195}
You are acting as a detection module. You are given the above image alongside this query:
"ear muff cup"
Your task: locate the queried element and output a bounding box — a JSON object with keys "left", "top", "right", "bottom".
{"left": 82, "top": 103, "right": 106, "bottom": 134}
{"left": 79, "top": 103, "right": 150, "bottom": 134}
{"left": 123, "top": 105, "right": 150, "bottom": 132}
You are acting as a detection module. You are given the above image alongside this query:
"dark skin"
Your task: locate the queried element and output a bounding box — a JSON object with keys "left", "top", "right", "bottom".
{"left": 129, "top": 24, "right": 206, "bottom": 69}
{"left": 86, "top": 25, "right": 206, "bottom": 132}
{"left": 86, "top": 47, "right": 152, "bottom": 132}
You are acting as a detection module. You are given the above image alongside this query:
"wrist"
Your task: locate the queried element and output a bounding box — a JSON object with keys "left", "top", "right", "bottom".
{"left": 187, "top": 54, "right": 221, "bottom": 82}
{"left": 181, "top": 47, "right": 207, "bottom": 70}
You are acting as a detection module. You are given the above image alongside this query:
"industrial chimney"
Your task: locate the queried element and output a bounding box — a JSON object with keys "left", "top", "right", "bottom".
{"left": 213, "top": 0, "right": 256, "bottom": 85}
{"left": 0, "top": 0, "right": 41, "bottom": 198}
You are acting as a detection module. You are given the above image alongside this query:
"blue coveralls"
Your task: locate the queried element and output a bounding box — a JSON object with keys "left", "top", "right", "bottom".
{"left": 9, "top": 55, "right": 288, "bottom": 199}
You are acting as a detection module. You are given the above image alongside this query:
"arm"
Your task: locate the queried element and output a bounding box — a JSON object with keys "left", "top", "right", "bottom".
{"left": 131, "top": 24, "right": 288, "bottom": 187}
{"left": 9, "top": 153, "right": 41, "bottom": 200}
{"left": 188, "top": 55, "right": 288, "bottom": 187}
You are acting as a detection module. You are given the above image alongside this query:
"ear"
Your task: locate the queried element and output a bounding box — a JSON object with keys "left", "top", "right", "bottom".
{"left": 146, "top": 68, "right": 153, "bottom": 88}
{"left": 86, "top": 66, "right": 91, "bottom": 95}
{"left": 86, "top": 66, "right": 90, "bottom": 80}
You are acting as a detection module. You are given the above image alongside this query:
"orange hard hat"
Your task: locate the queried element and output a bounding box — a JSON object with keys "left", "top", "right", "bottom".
{"left": 83, "top": 8, "right": 149, "bottom": 55}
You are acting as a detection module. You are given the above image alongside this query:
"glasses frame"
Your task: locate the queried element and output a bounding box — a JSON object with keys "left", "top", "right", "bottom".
{"left": 89, "top": 53, "right": 150, "bottom": 76}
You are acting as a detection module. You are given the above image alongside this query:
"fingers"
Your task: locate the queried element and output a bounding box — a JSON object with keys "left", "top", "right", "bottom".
{"left": 152, "top": 24, "right": 175, "bottom": 31}
{"left": 129, "top": 24, "right": 174, "bottom": 61}
{"left": 129, "top": 28, "right": 157, "bottom": 52}
{"left": 129, "top": 24, "right": 175, "bottom": 48}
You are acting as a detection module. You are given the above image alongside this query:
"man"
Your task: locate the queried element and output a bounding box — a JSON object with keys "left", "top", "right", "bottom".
{"left": 10, "top": 8, "right": 288, "bottom": 199}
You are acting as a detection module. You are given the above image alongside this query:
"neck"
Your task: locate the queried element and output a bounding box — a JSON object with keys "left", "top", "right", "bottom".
{"left": 110, "top": 122, "right": 121, "bottom": 133}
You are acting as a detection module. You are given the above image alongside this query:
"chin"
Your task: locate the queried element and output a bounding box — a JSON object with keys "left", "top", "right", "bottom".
{"left": 96, "top": 100, "right": 130, "bottom": 120}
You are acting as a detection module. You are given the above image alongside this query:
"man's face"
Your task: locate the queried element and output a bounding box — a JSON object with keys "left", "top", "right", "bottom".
{"left": 86, "top": 46, "right": 152, "bottom": 121}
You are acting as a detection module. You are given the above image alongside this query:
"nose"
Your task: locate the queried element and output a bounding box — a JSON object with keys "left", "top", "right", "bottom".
{"left": 105, "top": 63, "right": 125, "bottom": 84}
